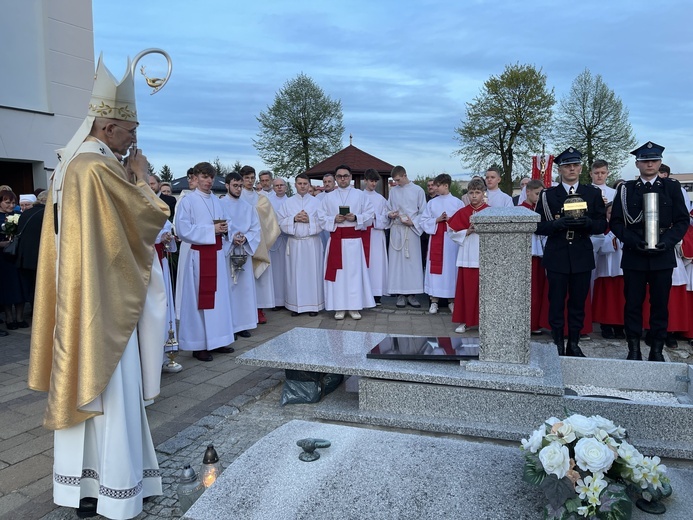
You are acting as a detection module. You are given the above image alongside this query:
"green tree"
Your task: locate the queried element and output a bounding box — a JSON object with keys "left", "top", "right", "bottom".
{"left": 231, "top": 160, "right": 243, "bottom": 175}
{"left": 454, "top": 63, "right": 555, "bottom": 194}
{"left": 553, "top": 69, "right": 637, "bottom": 183}
{"left": 159, "top": 164, "right": 173, "bottom": 182}
{"left": 147, "top": 162, "right": 155, "bottom": 176}
{"left": 212, "top": 157, "right": 228, "bottom": 179}
{"left": 413, "top": 175, "right": 464, "bottom": 199}
{"left": 254, "top": 73, "right": 344, "bottom": 177}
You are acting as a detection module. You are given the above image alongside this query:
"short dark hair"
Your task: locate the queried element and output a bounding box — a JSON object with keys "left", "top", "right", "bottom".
{"left": 225, "top": 172, "right": 242, "bottom": 184}
{"left": 364, "top": 168, "right": 380, "bottom": 182}
{"left": 0, "top": 189, "right": 17, "bottom": 204}
{"left": 186, "top": 167, "right": 194, "bottom": 179}
{"left": 659, "top": 164, "right": 671, "bottom": 175}
{"left": 467, "top": 178, "right": 486, "bottom": 192}
{"left": 334, "top": 164, "right": 351, "bottom": 174}
{"left": 295, "top": 173, "right": 309, "bottom": 182}
{"left": 486, "top": 166, "right": 501, "bottom": 176}
{"left": 239, "top": 165, "right": 256, "bottom": 177}
{"left": 193, "top": 162, "right": 215, "bottom": 177}
{"left": 150, "top": 174, "right": 161, "bottom": 183}
{"left": 591, "top": 159, "right": 609, "bottom": 170}
{"left": 434, "top": 173, "right": 451, "bottom": 187}
{"left": 391, "top": 165, "right": 406, "bottom": 178}
{"left": 526, "top": 179, "right": 544, "bottom": 191}
{"left": 323, "top": 172, "right": 335, "bottom": 181}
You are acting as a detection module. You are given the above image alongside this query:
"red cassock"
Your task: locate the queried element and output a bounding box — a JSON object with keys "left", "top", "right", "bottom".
{"left": 447, "top": 203, "right": 489, "bottom": 327}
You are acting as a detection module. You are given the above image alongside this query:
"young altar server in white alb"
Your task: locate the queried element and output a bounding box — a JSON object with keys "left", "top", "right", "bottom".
{"left": 174, "top": 162, "right": 235, "bottom": 362}
{"left": 484, "top": 166, "right": 514, "bottom": 207}
{"left": 154, "top": 220, "right": 181, "bottom": 371}
{"left": 239, "top": 165, "right": 280, "bottom": 325}
{"left": 319, "top": 165, "right": 376, "bottom": 320}
{"left": 220, "top": 172, "right": 260, "bottom": 339}
{"left": 268, "top": 177, "right": 289, "bottom": 309}
{"left": 277, "top": 173, "right": 325, "bottom": 316}
{"left": 28, "top": 50, "right": 171, "bottom": 519}
{"left": 420, "top": 173, "right": 463, "bottom": 314}
{"left": 362, "top": 168, "right": 390, "bottom": 305}
{"left": 387, "top": 165, "right": 427, "bottom": 308}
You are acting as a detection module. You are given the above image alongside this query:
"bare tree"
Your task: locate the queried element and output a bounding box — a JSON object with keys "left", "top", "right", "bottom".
{"left": 454, "top": 63, "right": 555, "bottom": 194}
{"left": 554, "top": 69, "right": 637, "bottom": 181}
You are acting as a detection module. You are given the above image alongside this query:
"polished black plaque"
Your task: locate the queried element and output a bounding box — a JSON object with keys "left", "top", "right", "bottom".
{"left": 367, "top": 335, "right": 479, "bottom": 361}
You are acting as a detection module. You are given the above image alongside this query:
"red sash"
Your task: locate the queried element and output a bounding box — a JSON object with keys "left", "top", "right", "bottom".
{"left": 325, "top": 226, "right": 369, "bottom": 282}
{"left": 429, "top": 221, "right": 446, "bottom": 274}
{"left": 682, "top": 225, "right": 693, "bottom": 259}
{"left": 154, "top": 243, "right": 165, "bottom": 267}
{"left": 364, "top": 224, "right": 374, "bottom": 265}
{"left": 191, "top": 235, "right": 222, "bottom": 309}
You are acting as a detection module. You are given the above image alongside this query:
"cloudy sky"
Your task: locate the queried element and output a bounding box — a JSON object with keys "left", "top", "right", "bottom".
{"left": 93, "top": 0, "right": 692, "bottom": 180}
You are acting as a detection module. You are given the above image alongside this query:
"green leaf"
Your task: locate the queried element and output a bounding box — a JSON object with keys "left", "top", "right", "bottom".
{"left": 598, "top": 484, "right": 633, "bottom": 520}
{"left": 539, "top": 475, "right": 577, "bottom": 510}
{"left": 523, "top": 454, "right": 547, "bottom": 486}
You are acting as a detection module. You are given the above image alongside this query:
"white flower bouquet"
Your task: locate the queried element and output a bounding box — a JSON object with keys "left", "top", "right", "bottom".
{"left": 1, "top": 213, "right": 20, "bottom": 237}
{"left": 521, "top": 413, "right": 672, "bottom": 519}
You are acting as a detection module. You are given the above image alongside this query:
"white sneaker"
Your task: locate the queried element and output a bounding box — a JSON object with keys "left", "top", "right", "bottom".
{"left": 334, "top": 311, "right": 345, "bottom": 320}
{"left": 349, "top": 310, "right": 362, "bottom": 320}
{"left": 455, "top": 324, "right": 466, "bottom": 334}
{"left": 429, "top": 302, "right": 438, "bottom": 314}
{"left": 448, "top": 303, "right": 454, "bottom": 314}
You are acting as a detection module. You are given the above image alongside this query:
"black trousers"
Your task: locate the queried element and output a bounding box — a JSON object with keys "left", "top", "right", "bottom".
{"left": 546, "top": 270, "right": 591, "bottom": 334}
{"left": 623, "top": 268, "right": 673, "bottom": 340}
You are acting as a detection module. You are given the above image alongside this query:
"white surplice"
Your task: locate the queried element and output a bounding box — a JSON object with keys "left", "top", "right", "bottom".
{"left": 240, "top": 189, "right": 275, "bottom": 308}
{"left": 174, "top": 190, "right": 235, "bottom": 351}
{"left": 387, "top": 182, "right": 426, "bottom": 294}
{"left": 421, "top": 194, "right": 464, "bottom": 298}
{"left": 220, "top": 195, "right": 261, "bottom": 333}
{"left": 486, "top": 188, "right": 514, "bottom": 208}
{"left": 319, "top": 187, "right": 375, "bottom": 311}
{"left": 269, "top": 193, "right": 289, "bottom": 307}
{"left": 363, "top": 189, "right": 390, "bottom": 297}
{"left": 277, "top": 193, "right": 325, "bottom": 313}
{"left": 155, "top": 221, "right": 178, "bottom": 364}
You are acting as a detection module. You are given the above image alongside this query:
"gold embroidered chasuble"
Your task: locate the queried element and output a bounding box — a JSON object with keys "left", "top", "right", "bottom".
{"left": 28, "top": 148, "right": 169, "bottom": 430}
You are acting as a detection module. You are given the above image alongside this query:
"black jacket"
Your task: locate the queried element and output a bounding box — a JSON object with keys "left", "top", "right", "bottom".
{"left": 535, "top": 183, "right": 607, "bottom": 274}
{"left": 16, "top": 204, "right": 45, "bottom": 270}
{"left": 610, "top": 177, "right": 689, "bottom": 271}
{"left": 159, "top": 193, "right": 177, "bottom": 221}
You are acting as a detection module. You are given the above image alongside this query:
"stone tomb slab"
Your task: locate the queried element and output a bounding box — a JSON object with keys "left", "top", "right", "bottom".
{"left": 183, "top": 420, "right": 693, "bottom": 520}
{"left": 236, "top": 327, "right": 563, "bottom": 395}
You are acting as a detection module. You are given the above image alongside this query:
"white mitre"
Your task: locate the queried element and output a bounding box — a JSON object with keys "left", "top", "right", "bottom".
{"left": 52, "top": 49, "right": 171, "bottom": 194}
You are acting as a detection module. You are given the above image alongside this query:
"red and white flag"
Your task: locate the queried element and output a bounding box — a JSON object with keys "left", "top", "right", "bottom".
{"left": 532, "top": 154, "right": 554, "bottom": 187}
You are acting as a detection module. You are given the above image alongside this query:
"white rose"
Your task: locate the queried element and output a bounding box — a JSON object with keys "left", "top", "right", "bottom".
{"left": 575, "top": 437, "right": 616, "bottom": 473}
{"left": 521, "top": 427, "right": 545, "bottom": 453}
{"left": 564, "top": 414, "right": 598, "bottom": 437}
{"left": 539, "top": 441, "right": 570, "bottom": 479}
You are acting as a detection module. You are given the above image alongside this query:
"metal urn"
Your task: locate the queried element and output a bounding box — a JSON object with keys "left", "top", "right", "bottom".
{"left": 562, "top": 193, "right": 587, "bottom": 218}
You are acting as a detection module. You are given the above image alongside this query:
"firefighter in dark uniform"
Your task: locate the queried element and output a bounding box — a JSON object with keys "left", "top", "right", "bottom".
{"left": 535, "top": 147, "right": 607, "bottom": 356}
{"left": 610, "top": 142, "right": 689, "bottom": 361}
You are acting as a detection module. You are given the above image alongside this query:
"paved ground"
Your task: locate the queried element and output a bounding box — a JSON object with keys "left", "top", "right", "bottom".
{"left": 1, "top": 297, "right": 691, "bottom": 520}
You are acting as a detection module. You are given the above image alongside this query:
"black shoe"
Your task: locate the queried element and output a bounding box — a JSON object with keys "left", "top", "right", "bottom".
{"left": 76, "top": 497, "right": 98, "bottom": 518}
{"left": 600, "top": 325, "right": 615, "bottom": 339}
{"left": 0, "top": 329, "right": 8, "bottom": 337}
{"left": 6, "top": 321, "right": 18, "bottom": 330}
{"left": 566, "top": 332, "right": 586, "bottom": 357}
{"left": 613, "top": 326, "right": 626, "bottom": 339}
{"left": 551, "top": 329, "right": 565, "bottom": 356}
{"left": 213, "top": 346, "right": 235, "bottom": 354}
{"left": 648, "top": 339, "right": 665, "bottom": 362}
{"left": 291, "top": 311, "right": 300, "bottom": 317}
{"left": 270, "top": 306, "right": 285, "bottom": 311}
{"left": 665, "top": 332, "right": 678, "bottom": 349}
{"left": 626, "top": 337, "right": 642, "bottom": 360}
{"left": 237, "top": 330, "right": 251, "bottom": 338}
{"left": 193, "top": 350, "right": 213, "bottom": 361}
{"left": 309, "top": 312, "right": 318, "bottom": 317}
{"left": 644, "top": 330, "right": 652, "bottom": 347}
